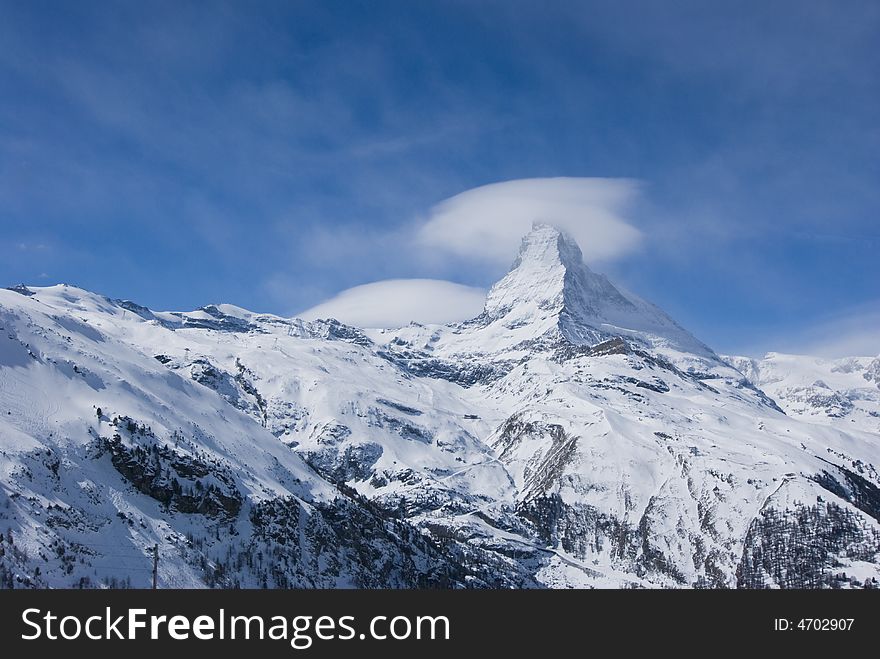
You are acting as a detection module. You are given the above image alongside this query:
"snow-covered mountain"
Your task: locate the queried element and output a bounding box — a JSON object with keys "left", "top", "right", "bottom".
{"left": 1, "top": 224, "right": 878, "bottom": 589}
{"left": 725, "top": 352, "right": 880, "bottom": 432}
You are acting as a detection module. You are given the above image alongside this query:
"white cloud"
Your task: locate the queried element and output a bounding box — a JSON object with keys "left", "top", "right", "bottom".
{"left": 297, "top": 279, "right": 487, "bottom": 328}
{"left": 416, "top": 177, "right": 642, "bottom": 266}
{"left": 793, "top": 306, "right": 880, "bottom": 358}
{"left": 738, "top": 303, "right": 880, "bottom": 359}
{"left": 294, "top": 177, "right": 642, "bottom": 329}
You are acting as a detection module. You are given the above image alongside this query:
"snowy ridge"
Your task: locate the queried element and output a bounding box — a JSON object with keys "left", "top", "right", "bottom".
{"left": 1, "top": 225, "right": 879, "bottom": 589}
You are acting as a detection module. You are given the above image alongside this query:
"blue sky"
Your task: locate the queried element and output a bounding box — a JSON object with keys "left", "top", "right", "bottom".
{"left": 1, "top": 0, "right": 878, "bottom": 356}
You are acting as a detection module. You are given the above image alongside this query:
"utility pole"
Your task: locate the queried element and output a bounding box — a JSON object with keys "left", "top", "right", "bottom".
{"left": 152, "top": 544, "right": 158, "bottom": 589}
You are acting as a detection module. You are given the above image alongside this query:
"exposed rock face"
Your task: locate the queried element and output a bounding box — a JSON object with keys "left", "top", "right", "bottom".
{"left": 100, "top": 425, "right": 243, "bottom": 519}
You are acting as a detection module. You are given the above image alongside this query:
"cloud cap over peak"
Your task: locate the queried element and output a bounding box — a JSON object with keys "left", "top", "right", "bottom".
{"left": 416, "top": 177, "right": 642, "bottom": 267}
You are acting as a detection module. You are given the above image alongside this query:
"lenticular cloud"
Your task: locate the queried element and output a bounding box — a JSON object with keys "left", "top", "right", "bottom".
{"left": 298, "top": 278, "right": 487, "bottom": 328}
{"left": 416, "top": 177, "right": 642, "bottom": 267}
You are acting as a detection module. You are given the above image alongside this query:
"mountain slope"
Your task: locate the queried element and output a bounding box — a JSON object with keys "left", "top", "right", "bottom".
{"left": 0, "top": 286, "right": 524, "bottom": 588}
{"left": 1, "top": 224, "right": 878, "bottom": 589}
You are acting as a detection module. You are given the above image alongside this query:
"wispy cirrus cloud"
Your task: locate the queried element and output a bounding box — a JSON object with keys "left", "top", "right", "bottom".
{"left": 784, "top": 304, "right": 880, "bottom": 358}
{"left": 729, "top": 301, "right": 880, "bottom": 359}
{"left": 1, "top": 1, "right": 876, "bottom": 356}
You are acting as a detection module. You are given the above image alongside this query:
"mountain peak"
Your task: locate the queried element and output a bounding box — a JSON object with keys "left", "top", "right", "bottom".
{"left": 481, "top": 223, "right": 716, "bottom": 359}
{"left": 484, "top": 221, "right": 615, "bottom": 322}
{"left": 508, "top": 222, "right": 584, "bottom": 271}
